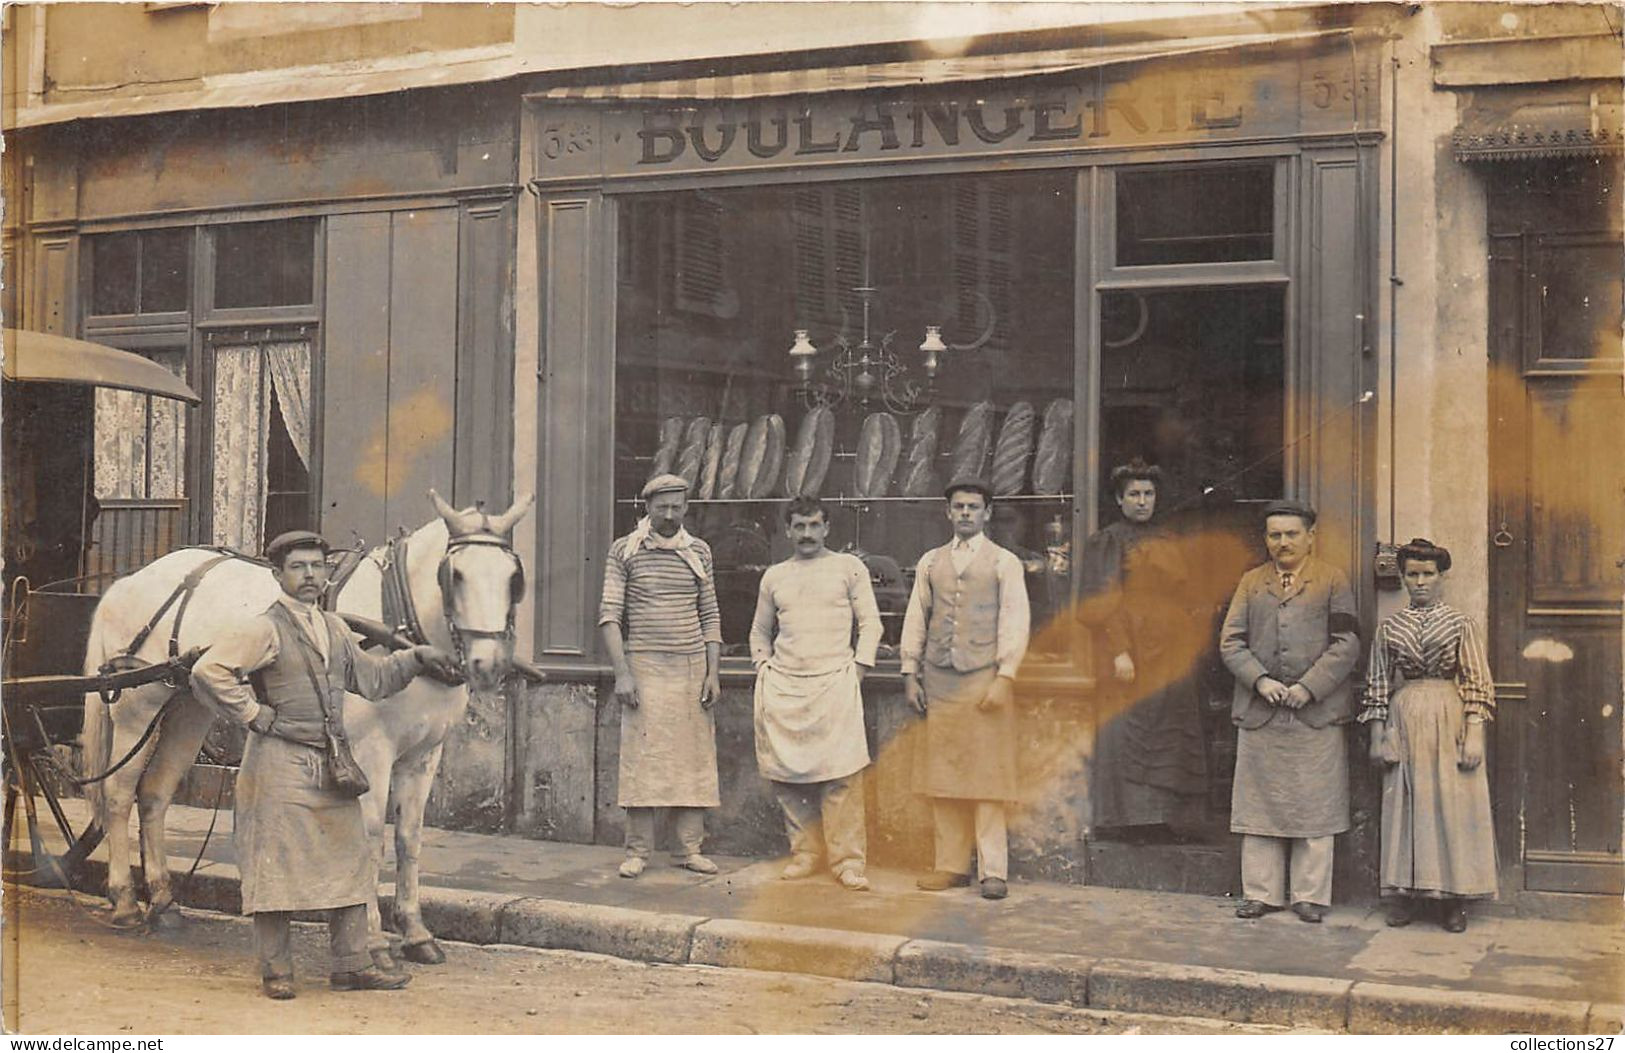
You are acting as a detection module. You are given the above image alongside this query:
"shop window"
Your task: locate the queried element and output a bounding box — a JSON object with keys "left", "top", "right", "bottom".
{"left": 1098, "top": 286, "right": 1286, "bottom": 508}
{"left": 88, "top": 228, "right": 192, "bottom": 316}
{"left": 92, "top": 348, "right": 188, "bottom": 501}
{"left": 213, "top": 218, "right": 317, "bottom": 309}
{"left": 1115, "top": 162, "right": 1274, "bottom": 267}
{"left": 614, "top": 172, "right": 1076, "bottom": 660}
{"left": 207, "top": 334, "right": 315, "bottom": 551}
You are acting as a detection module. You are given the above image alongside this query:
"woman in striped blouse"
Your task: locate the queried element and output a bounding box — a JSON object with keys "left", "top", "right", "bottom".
{"left": 1361, "top": 538, "right": 1498, "bottom": 932}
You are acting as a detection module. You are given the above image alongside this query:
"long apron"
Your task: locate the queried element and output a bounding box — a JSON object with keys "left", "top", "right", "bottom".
{"left": 913, "top": 663, "right": 1017, "bottom": 801}
{"left": 1381, "top": 679, "right": 1498, "bottom": 898}
{"left": 618, "top": 651, "right": 720, "bottom": 807}
{"left": 1230, "top": 711, "right": 1350, "bottom": 839}
{"left": 234, "top": 733, "right": 373, "bottom": 914}
{"left": 754, "top": 661, "right": 869, "bottom": 784}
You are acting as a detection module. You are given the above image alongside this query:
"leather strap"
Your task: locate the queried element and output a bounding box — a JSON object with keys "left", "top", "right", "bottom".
{"left": 118, "top": 550, "right": 240, "bottom": 664}
{"left": 380, "top": 533, "right": 427, "bottom": 646}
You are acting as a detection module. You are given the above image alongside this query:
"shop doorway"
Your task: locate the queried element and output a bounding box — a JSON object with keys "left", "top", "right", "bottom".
{"left": 1487, "top": 158, "right": 1624, "bottom": 896}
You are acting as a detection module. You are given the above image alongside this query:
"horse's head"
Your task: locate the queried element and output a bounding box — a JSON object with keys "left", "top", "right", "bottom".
{"left": 428, "top": 489, "right": 534, "bottom": 692}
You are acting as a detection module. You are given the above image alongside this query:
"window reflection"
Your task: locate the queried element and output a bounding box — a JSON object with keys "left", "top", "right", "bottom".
{"left": 615, "top": 172, "right": 1077, "bottom": 658}
{"left": 1116, "top": 162, "right": 1274, "bottom": 266}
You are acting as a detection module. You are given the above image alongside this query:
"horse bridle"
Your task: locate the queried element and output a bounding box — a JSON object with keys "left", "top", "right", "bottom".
{"left": 435, "top": 531, "right": 525, "bottom": 672}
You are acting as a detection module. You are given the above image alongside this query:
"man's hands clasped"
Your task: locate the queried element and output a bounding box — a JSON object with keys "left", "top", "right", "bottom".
{"left": 1256, "top": 676, "right": 1312, "bottom": 710}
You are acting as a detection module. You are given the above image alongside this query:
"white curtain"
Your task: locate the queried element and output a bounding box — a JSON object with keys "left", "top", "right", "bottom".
{"left": 210, "top": 345, "right": 266, "bottom": 552}
{"left": 94, "top": 388, "right": 148, "bottom": 500}
{"left": 265, "top": 340, "right": 312, "bottom": 471}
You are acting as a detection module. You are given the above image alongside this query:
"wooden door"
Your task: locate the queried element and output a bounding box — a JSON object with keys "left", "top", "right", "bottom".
{"left": 1488, "top": 159, "right": 1624, "bottom": 896}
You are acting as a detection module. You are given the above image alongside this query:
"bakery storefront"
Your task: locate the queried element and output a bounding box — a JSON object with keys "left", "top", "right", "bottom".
{"left": 518, "top": 29, "right": 1383, "bottom": 892}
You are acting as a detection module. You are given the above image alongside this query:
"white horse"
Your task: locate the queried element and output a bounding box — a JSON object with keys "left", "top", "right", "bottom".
{"left": 79, "top": 490, "right": 533, "bottom": 965}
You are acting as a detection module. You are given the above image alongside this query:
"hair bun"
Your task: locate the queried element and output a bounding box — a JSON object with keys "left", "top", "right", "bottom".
{"left": 1406, "top": 537, "right": 1434, "bottom": 548}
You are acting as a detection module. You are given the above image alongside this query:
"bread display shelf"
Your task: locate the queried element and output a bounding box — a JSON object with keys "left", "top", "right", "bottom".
{"left": 616, "top": 493, "right": 1075, "bottom": 506}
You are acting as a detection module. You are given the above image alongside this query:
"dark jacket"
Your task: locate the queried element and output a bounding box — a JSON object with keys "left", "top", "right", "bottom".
{"left": 1219, "top": 556, "right": 1360, "bottom": 730}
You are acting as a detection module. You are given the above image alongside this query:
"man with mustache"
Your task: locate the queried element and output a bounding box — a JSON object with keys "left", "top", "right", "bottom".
{"left": 600, "top": 473, "right": 723, "bottom": 879}
{"left": 1220, "top": 500, "right": 1361, "bottom": 923}
{"left": 190, "top": 530, "right": 458, "bottom": 999}
{"left": 749, "top": 496, "right": 882, "bottom": 892}
{"left": 900, "top": 479, "right": 1031, "bottom": 900}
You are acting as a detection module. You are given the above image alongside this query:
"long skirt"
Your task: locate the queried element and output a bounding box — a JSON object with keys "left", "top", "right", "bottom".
{"left": 1230, "top": 712, "right": 1349, "bottom": 839}
{"left": 1091, "top": 675, "right": 1208, "bottom": 828}
{"left": 1381, "top": 679, "right": 1498, "bottom": 899}
{"left": 618, "top": 651, "right": 720, "bottom": 807}
{"left": 235, "top": 733, "right": 373, "bottom": 915}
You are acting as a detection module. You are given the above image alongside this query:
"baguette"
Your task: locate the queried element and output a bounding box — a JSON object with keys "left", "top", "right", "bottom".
{"left": 784, "top": 407, "right": 835, "bottom": 498}
{"left": 698, "top": 422, "right": 725, "bottom": 500}
{"left": 754, "top": 414, "right": 787, "bottom": 499}
{"left": 901, "top": 406, "right": 941, "bottom": 498}
{"left": 649, "top": 416, "right": 684, "bottom": 480}
{"left": 855, "top": 412, "right": 903, "bottom": 498}
{"left": 949, "top": 401, "right": 995, "bottom": 483}
{"left": 1032, "top": 399, "right": 1074, "bottom": 495}
{"left": 675, "top": 416, "right": 711, "bottom": 488}
{"left": 990, "top": 401, "right": 1035, "bottom": 496}
{"left": 736, "top": 417, "right": 769, "bottom": 499}
{"left": 718, "top": 422, "right": 749, "bottom": 499}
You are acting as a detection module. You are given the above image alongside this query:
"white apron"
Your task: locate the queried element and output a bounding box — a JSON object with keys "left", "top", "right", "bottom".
{"left": 754, "top": 660, "right": 869, "bottom": 784}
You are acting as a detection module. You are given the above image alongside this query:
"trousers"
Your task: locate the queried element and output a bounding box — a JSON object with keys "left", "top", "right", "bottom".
{"left": 773, "top": 775, "right": 866, "bottom": 876}
{"left": 933, "top": 798, "right": 1008, "bottom": 881}
{"left": 624, "top": 806, "right": 707, "bottom": 859}
{"left": 1241, "top": 833, "right": 1335, "bottom": 907}
{"left": 253, "top": 904, "right": 370, "bottom": 978}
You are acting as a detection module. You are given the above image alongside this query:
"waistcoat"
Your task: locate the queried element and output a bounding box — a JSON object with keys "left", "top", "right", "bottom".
{"left": 923, "top": 541, "right": 1002, "bottom": 673}
{"left": 251, "top": 603, "right": 351, "bottom": 748}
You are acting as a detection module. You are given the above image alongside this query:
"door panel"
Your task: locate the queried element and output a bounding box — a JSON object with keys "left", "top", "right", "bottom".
{"left": 1488, "top": 159, "right": 1625, "bottom": 897}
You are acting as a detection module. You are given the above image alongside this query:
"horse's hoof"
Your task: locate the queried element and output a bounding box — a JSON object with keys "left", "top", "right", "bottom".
{"left": 109, "top": 908, "right": 146, "bottom": 930}
{"left": 400, "top": 938, "right": 445, "bottom": 965}
{"left": 371, "top": 948, "right": 407, "bottom": 976}
{"left": 148, "top": 907, "right": 186, "bottom": 931}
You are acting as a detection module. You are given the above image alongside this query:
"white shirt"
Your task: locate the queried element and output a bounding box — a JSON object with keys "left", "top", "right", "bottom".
{"left": 277, "top": 593, "right": 330, "bottom": 664}
{"left": 898, "top": 531, "right": 1031, "bottom": 679}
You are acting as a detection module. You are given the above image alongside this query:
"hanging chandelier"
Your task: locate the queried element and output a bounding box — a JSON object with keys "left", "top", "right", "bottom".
{"left": 787, "top": 285, "right": 950, "bottom": 416}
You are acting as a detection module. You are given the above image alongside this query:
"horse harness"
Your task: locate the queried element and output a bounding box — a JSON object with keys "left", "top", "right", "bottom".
{"left": 377, "top": 522, "right": 523, "bottom": 671}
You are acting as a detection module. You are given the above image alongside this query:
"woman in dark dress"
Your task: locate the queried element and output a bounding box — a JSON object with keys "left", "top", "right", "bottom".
{"left": 1361, "top": 539, "right": 1498, "bottom": 932}
{"left": 1076, "top": 460, "right": 1208, "bottom": 840}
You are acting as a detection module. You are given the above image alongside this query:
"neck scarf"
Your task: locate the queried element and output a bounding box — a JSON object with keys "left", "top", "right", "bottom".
{"left": 626, "top": 516, "right": 710, "bottom": 583}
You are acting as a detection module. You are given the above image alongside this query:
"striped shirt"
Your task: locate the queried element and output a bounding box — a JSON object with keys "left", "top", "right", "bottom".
{"left": 1360, "top": 602, "right": 1495, "bottom": 724}
{"left": 598, "top": 535, "right": 722, "bottom": 654}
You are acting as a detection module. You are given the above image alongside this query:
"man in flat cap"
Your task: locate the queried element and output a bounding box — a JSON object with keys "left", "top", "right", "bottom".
{"left": 599, "top": 473, "right": 723, "bottom": 878}
{"left": 191, "top": 530, "right": 459, "bottom": 999}
{"left": 900, "top": 479, "right": 1031, "bottom": 900}
{"left": 1219, "top": 500, "right": 1361, "bottom": 923}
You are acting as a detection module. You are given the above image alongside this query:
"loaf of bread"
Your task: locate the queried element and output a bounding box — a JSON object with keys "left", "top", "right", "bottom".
{"left": 676, "top": 416, "right": 711, "bottom": 488}
{"left": 1032, "top": 399, "right": 1074, "bottom": 495}
{"left": 718, "top": 422, "right": 748, "bottom": 499}
{"left": 949, "top": 401, "right": 994, "bottom": 483}
{"left": 784, "top": 407, "right": 835, "bottom": 498}
{"left": 991, "top": 401, "right": 1035, "bottom": 496}
{"left": 901, "top": 406, "right": 941, "bottom": 498}
{"left": 649, "top": 416, "right": 684, "bottom": 480}
{"left": 755, "top": 414, "right": 786, "bottom": 499}
{"left": 698, "top": 423, "right": 725, "bottom": 500}
{"left": 855, "top": 412, "right": 902, "bottom": 498}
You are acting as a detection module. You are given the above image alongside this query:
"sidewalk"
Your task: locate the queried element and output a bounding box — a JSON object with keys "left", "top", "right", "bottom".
{"left": 15, "top": 799, "right": 1624, "bottom": 1034}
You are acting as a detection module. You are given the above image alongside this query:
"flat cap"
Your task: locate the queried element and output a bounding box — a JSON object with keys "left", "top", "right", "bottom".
{"left": 943, "top": 478, "right": 994, "bottom": 503}
{"left": 265, "top": 529, "right": 331, "bottom": 563}
{"left": 1262, "top": 499, "right": 1317, "bottom": 526}
{"left": 640, "top": 473, "right": 691, "bottom": 500}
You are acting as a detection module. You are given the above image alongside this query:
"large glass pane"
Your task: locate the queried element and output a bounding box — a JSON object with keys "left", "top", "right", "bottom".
{"left": 614, "top": 172, "right": 1077, "bottom": 660}
{"left": 140, "top": 229, "right": 191, "bottom": 313}
{"left": 1098, "top": 286, "right": 1285, "bottom": 507}
{"left": 90, "top": 232, "right": 139, "bottom": 315}
{"left": 1116, "top": 162, "right": 1274, "bottom": 266}
{"left": 213, "top": 218, "right": 317, "bottom": 308}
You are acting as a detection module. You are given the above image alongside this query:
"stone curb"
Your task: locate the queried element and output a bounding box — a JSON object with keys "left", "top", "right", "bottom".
{"left": 1347, "top": 982, "right": 1592, "bottom": 1035}
{"left": 498, "top": 897, "right": 704, "bottom": 965}
{"left": 689, "top": 918, "right": 905, "bottom": 984}
{"left": 15, "top": 857, "right": 1617, "bottom": 1034}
